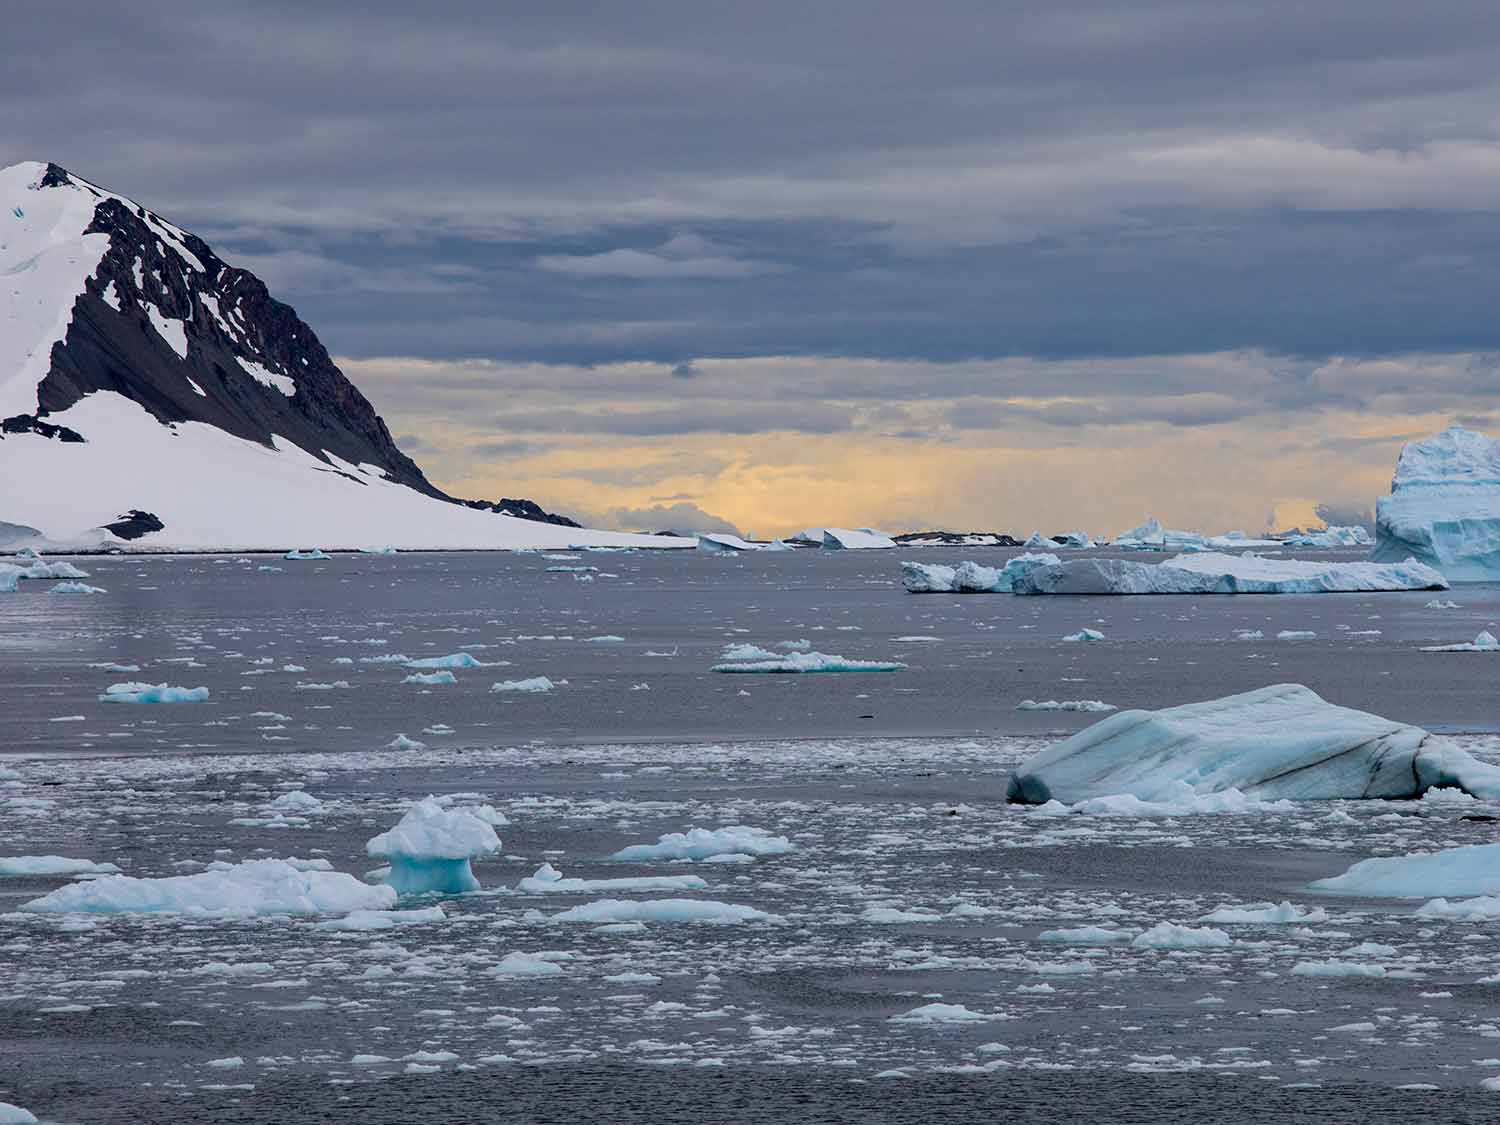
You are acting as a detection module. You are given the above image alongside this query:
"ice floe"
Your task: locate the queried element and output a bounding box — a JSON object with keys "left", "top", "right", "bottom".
{"left": 1006, "top": 683, "right": 1500, "bottom": 804}
{"left": 1421, "top": 631, "right": 1499, "bottom": 653}
{"left": 612, "top": 826, "right": 794, "bottom": 862}
{"left": 99, "top": 682, "right": 209, "bottom": 704}
{"left": 711, "top": 651, "right": 905, "bottom": 673}
{"left": 1309, "top": 842, "right": 1500, "bottom": 898}
{"left": 490, "top": 676, "right": 558, "bottom": 693}
{"left": 516, "top": 863, "right": 709, "bottom": 894}
{"left": 0, "top": 855, "right": 120, "bottom": 877}
{"left": 365, "top": 797, "right": 502, "bottom": 895}
{"left": 1015, "top": 699, "right": 1116, "bottom": 712}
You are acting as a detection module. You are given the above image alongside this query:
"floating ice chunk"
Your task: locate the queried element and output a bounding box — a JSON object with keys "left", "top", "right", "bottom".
{"left": 267, "top": 791, "right": 323, "bottom": 813}
{"left": 696, "top": 533, "right": 762, "bottom": 553}
{"left": 1065, "top": 786, "right": 1292, "bottom": 816}
{"left": 711, "top": 651, "right": 904, "bottom": 673}
{"left": 1197, "top": 901, "right": 1328, "bottom": 924}
{"left": 813, "top": 528, "right": 896, "bottom": 550}
{"left": 1037, "top": 925, "right": 1136, "bottom": 944}
{"left": 100, "top": 682, "right": 209, "bottom": 704}
{"left": 1016, "top": 552, "right": 1447, "bottom": 595}
{"left": 549, "top": 898, "right": 782, "bottom": 924}
{"left": 889, "top": 1003, "right": 1005, "bottom": 1023}
{"left": 402, "top": 670, "right": 458, "bottom": 686}
{"left": 515, "top": 864, "right": 709, "bottom": 894}
{"left": 1280, "top": 525, "right": 1373, "bottom": 548}
{"left": 1414, "top": 895, "right": 1500, "bottom": 921}
{"left": 0, "top": 568, "right": 18, "bottom": 593}
{"left": 1421, "top": 631, "right": 1500, "bottom": 653}
{"left": 1062, "top": 628, "right": 1105, "bottom": 643}
{"left": 365, "top": 797, "right": 501, "bottom": 895}
{"left": 612, "top": 826, "right": 794, "bottom": 862}
{"left": 284, "top": 548, "right": 329, "bottom": 560}
{"left": 1372, "top": 426, "right": 1500, "bottom": 582}
{"left": 901, "top": 553, "right": 1060, "bottom": 594}
{"left": 18, "top": 559, "right": 90, "bottom": 580}
{"left": 18, "top": 858, "right": 395, "bottom": 916}
{"left": 0, "top": 856, "right": 120, "bottom": 877}
{"left": 404, "top": 653, "right": 493, "bottom": 669}
{"left": 490, "top": 676, "right": 558, "bottom": 693}
{"left": 585, "top": 635, "right": 625, "bottom": 643}
{"left": 315, "top": 906, "right": 446, "bottom": 931}
{"left": 387, "top": 734, "right": 428, "bottom": 751}
{"left": 295, "top": 680, "right": 352, "bottom": 690}
{"left": 861, "top": 905, "right": 942, "bottom": 923}
{"left": 0, "top": 1102, "right": 38, "bottom": 1124}
{"left": 1425, "top": 599, "right": 1461, "bottom": 609}
{"left": 720, "top": 643, "right": 780, "bottom": 661}
{"left": 1309, "top": 842, "right": 1500, "bottom": 898}
{"left": 1007, "top": 683, "right": 1500, "bottom": 804}
{"left": 1290, "top": 960, "right": 1386, "bottom": 978}
{"left": 50, "top": 581, "right": 106, "bottom": 593}
{"left": 765, "top": 539, "right": 796, "bottom": 551}
{"left": 1131, "top": 922, "right": 1232, "bottom": 949}
{"left": 1017, "top": 699, "right": 1116, "bottom": 712}
{"left": 1277, "top": 630, "right": 1317, "bottom": 640}
{"left": 489, "top": 951, "right": 566, "bottom": 977}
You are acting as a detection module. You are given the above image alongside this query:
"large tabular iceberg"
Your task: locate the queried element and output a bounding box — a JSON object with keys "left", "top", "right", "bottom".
{"left": 366, "top": 797, "right": 501, "bottom": 895}
{"left": 1006, "top": 684, "right": 1500, "bottom": 804}
{"left": 1372, "top": 426, "right": 1500, "bottom": 581}
{"left": 19, "top": 858, "right": 396, "bottom": 916}
{"left": 1013, "top": 551, "right": 1446, "bottom": 595}
{"left": 901, "top": 553, "right": 1059, "bottom": 593}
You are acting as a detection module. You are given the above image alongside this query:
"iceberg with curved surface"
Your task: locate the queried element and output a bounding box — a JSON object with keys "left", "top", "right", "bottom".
{"left": 901, "top": 553, "right": 1059, "bottom": 593}
{"left": 1006, "top": 683, "right": 1500, "bottom": 804}
{"left": 1310, "top": 842, "right": 1500, "bottom": 898}
{"left": 1013, "top": 551, "right": 1446, "bottom": 595}
{"left": 366, "top": 797, "right": 501, "bottom": 895}
{"left": 1372, "top": 426, "right": 1500, "bottom": 582}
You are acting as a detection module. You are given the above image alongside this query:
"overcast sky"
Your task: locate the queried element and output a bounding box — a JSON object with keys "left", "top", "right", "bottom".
{"left": 6, "top": 1, "right": 1500, "bottom": 534}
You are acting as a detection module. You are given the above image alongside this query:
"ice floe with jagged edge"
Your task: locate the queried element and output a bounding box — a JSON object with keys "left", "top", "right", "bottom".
{"left": 490, "top": 676, "right": 559, "bottom": 693}
{"left": 1372, "top": 425, "right": 1500, "bottom": 582}
{"left": 711, "top": 649, "right": 905, "bottom": 673}
{"left": 18, "top": 857, "right": 395, "bottom": 916}
{"left": 365, "top": 796, "right": 501, "bottom": 895}
{"left": 99, "top": 681, "right": 209, "bottom": 704}
{"left": 515, "top": 863, "right": 708, "bottom": 894}
{"left": 1421, "top": 630, "right": 1499, "bottom": 652}
{"left": 612, "top": 825, "right": 794, "bottom": 862}
{"left": 0, "top": 855, "right": 120, "bottom": 877}
{"left": 1016, "top": 699, "right": 1116, "bottom": 712}
{"left": 1013, "top": 551, "right": 1447, "bottom": 595}
{"left": 1007, "top": 683, "right": 1500, "bottom": 804}
{"left": 900, "top": 553, "right": 1059, "bottom": 593}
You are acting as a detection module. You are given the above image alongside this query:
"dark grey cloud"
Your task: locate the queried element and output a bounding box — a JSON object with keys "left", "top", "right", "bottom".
{"left": 6, "top": 0, "right": 1500, "bottom": 397}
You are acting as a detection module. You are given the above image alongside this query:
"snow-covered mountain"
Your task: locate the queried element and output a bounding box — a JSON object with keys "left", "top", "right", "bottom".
{"left": 0, "top": 161, "right": 686, "bottom": 552}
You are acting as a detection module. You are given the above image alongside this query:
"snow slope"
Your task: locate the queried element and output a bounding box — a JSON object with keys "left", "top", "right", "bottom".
{"left": 1006, "top": 683, "right": 1500, "bottom": 803}
{"left": 1014, "top": 551, "right": 1446, "bottom": 595}
{"left": 1372, "top": 426, "right": 1500, "bottom": 581}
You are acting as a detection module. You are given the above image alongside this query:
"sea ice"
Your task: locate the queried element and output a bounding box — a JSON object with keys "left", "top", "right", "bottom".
{"left": 0, "top": 856, "right": 120, "bottom": 877}
{"left": 711, "top": 651, "right": 905, "bottom": 673}
{"left": 489, "top": 952, "right": 566, "bottom": 977}
{"left": 516, "top": 863, "right": 709, "bottom": 894}
{"left": 0, "top": 1102, "right": 38, "bottom": 1124}
{"left": 548, "top": 898, "right": 781, "bottom": 924}
{"left": 404, "top": 652, "right": 493, "bottom": 669}
{"left": 1006, "top": 683, "right": 1500, "bottom": 804}
{"left": 889, "top": 1003, "right": 1006, "bottom": 1023}
{"left": 1016, "top": 699, "right": 1116, "bottom": 712}
{"left": 1131, "top": 922, "right": 1232, "bottom": 949}
{"left": 612, "top": 826, "right": 794, "bottom": 862}
{"left": 99, "top": 682, "right": 209, "bottom": 704}
{"left": 1309, "top": 842, "right": 1500, "bottom": 898}
{"left": 1420, "top": 631, "right": 1499, "bottom": 653}
{"left": 490, "top": 676, "right": 557, "bottom": 693}
{"left": 401, "top": 671, "right": 458, "bottom": 685}
{"left": 900, "top": 553, "right": 1060, "bottom": 593}
{"left": 19, "top": 858, "right": 395, "bottom": 916}
{"left": 1197, "top": 901, "right": 1328, "bottom": 924}
{"left": 49, "top": 580, "right": 106, "bottom": 593}
{"left": 1015, "top": 552, "right": 1447, "bottom": 595}
{"left": 284, "top": 548, "right": 330, "bottom": 560}
{"left": 365, "top": 797, "right": 502, "bottom": 895}
{"left": 1371, "top": 426, "right": 1500, "bottom": 582}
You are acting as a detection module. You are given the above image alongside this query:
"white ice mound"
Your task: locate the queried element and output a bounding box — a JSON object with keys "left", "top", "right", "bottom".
{"left": 1372, "top": 426, "right": 1500, "bottom": 581}
{"left": 515, "top": 863, "right": 709, "bottom": 894}
{"left": 711, "top": 651, "right": 904, "bottom": 673}
{"left": 1281, "top": 525, "right": 1372, "bottom": 548}
{"left": 612, "top": 825, "right": 794, "bottom": 862}
{"left": 99, "top": 682, "right": 210, "bottom": 704}
{"left": 365, "top": 797, "right": 501, "bottom": 895}
{"left": 901, "top": 553, "right": 1059, "bottom": 593}
{"left": 807, "top": 527, "right": 896, "bottom": 550}
{"left": 1309, "top": 842, "right": 1500, "bottom": 898}
{"left": 1421, "top": 631, "right": 1500, "bottom": 653}
{"left": 19, "top": 857, "right": 395, "bottom": 916}
{"left": 1014, "top": 551, "right": 1446, "bottom": 595}
{"left": 1006, "top": 683, "right": 1500, "bottom": 804}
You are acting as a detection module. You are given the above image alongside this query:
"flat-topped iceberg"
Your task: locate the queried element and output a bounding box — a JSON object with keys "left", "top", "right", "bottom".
{"left": 1014, "top": 551, "right": 1446, "bottom": 595}
{"left": 800, "top": 527, "right": 895, "bottom": 550}
{"left": 366, "top": 797, "right": 501, "bottom": 895}
{"left": 1310, "top": 842, "right": 1500, "bottom": 898}
{"left": 1112, "top": 519, "right": 1207, "bottom": 552}
{"left": 1372, "top": 426, "right": 1500, "bottom": 581}
{"left": 19, "top": 857, "right": 395, "bottom": 916}
{"left": 1006, "top": 683, "right": 1500, "bottom": 804}
{"left": 901, "top": 553, "right": 1059, "bottom": 593}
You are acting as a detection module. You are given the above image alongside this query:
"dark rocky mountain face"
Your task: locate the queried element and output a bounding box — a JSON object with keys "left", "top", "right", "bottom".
{"left": 12, "top": 163, "right": 575, "bottom": 526}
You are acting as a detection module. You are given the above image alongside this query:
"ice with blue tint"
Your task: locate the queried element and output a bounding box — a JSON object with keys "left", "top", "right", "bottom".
{"left": 1281, "top": 525, "right": 1372, "bottom": 547}
{"left": 365, "top": 797, "right": 501, "bottom": 895}
{"left": 1372, "top": 426, "right": 1500, "bottom": 582}
{"left": 1006, "top": 683, "right": 1500, "bottom": 804}
{"left": 18, "top": 857, "right": 395, "bottom": 916}
{"left": 612, "top": 825, "right": 794, "bottom": 862}
{"left": 696, "top": 533, "right": 761, "bottom": 553}
{"left": 401, "top": 670, "right": 457, "bottom": 685}
{"left": 1015, "top": 551, "right": 1447, "bottom": 595}
{"left": 283, "top": 548, "right": 330, "bottom": 560}
{"left": 99, "top": 682, "right": 210, "bottom": 704}
{"left": 711, "top": 651, "right": 904, "bottom": 673}
{"left": 901, "top": 553, "right": 1060, "bottom": 593}
{"left": 404, "top": 652, "right": 494, "bottom": 669}
{"left": 1310, "top": 842, "right": 1500, "bottom": 898}
{"left": 0, "top": 568, "right": 17, "bottom": 593}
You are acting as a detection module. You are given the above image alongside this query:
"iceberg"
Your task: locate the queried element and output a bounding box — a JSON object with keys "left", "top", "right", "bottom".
{"left": 404, "top": 652, "right": 493, "bottom": 669}
{"left": 1309, "top": 843, "right": 1500, "bottom": 898}
{"left": 711, "top": 651, "right": 905, "bottom": 673}
{"left": 50, "top": 580, "right": 106, "bottom": 593}
{"left": 1280, "top": 525, "right": 1372, "bottom": 548}
{"left": 901, "top": 553, "right": 1059, "bottom": 593}
{"left": 401, "top": 670, "right": 457, "bottom": 685}
{"left": 19, "top": 857, "right": 395, "bottom": 916}
{"left": 365, "top": 797, "right": 501, "bottom": 895}
{"left": 1014, "top": 551, "right": 1446, "bottom": 595}
{"left": 1372, "top": 426, "right": 1500, "bottom": 581}
{"left": 1006, "top": 683, "right": 1500, "bottom": 804}
{"left": 284, "top": 548, "right": 330, "bottom": 560}
{"left": 1111, "top": 518, "right": 1208, "bottom": 552}
{"left": 99, "top": 682, "right": 210, "bottom": 704}
{"left": 490, "top": 676, "right": 557, "bottom": 693}
{"left": 1420, "top": 631, "right": 1499, "bottom": 653}
{"left": 0, "top": 568, "right": 17, "bottom": 593}
{"left": 801, "top": 527, "right": 896, "bottom": 550}
{"left": 696, "top": 533, "right": 761, "bottom": 554}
